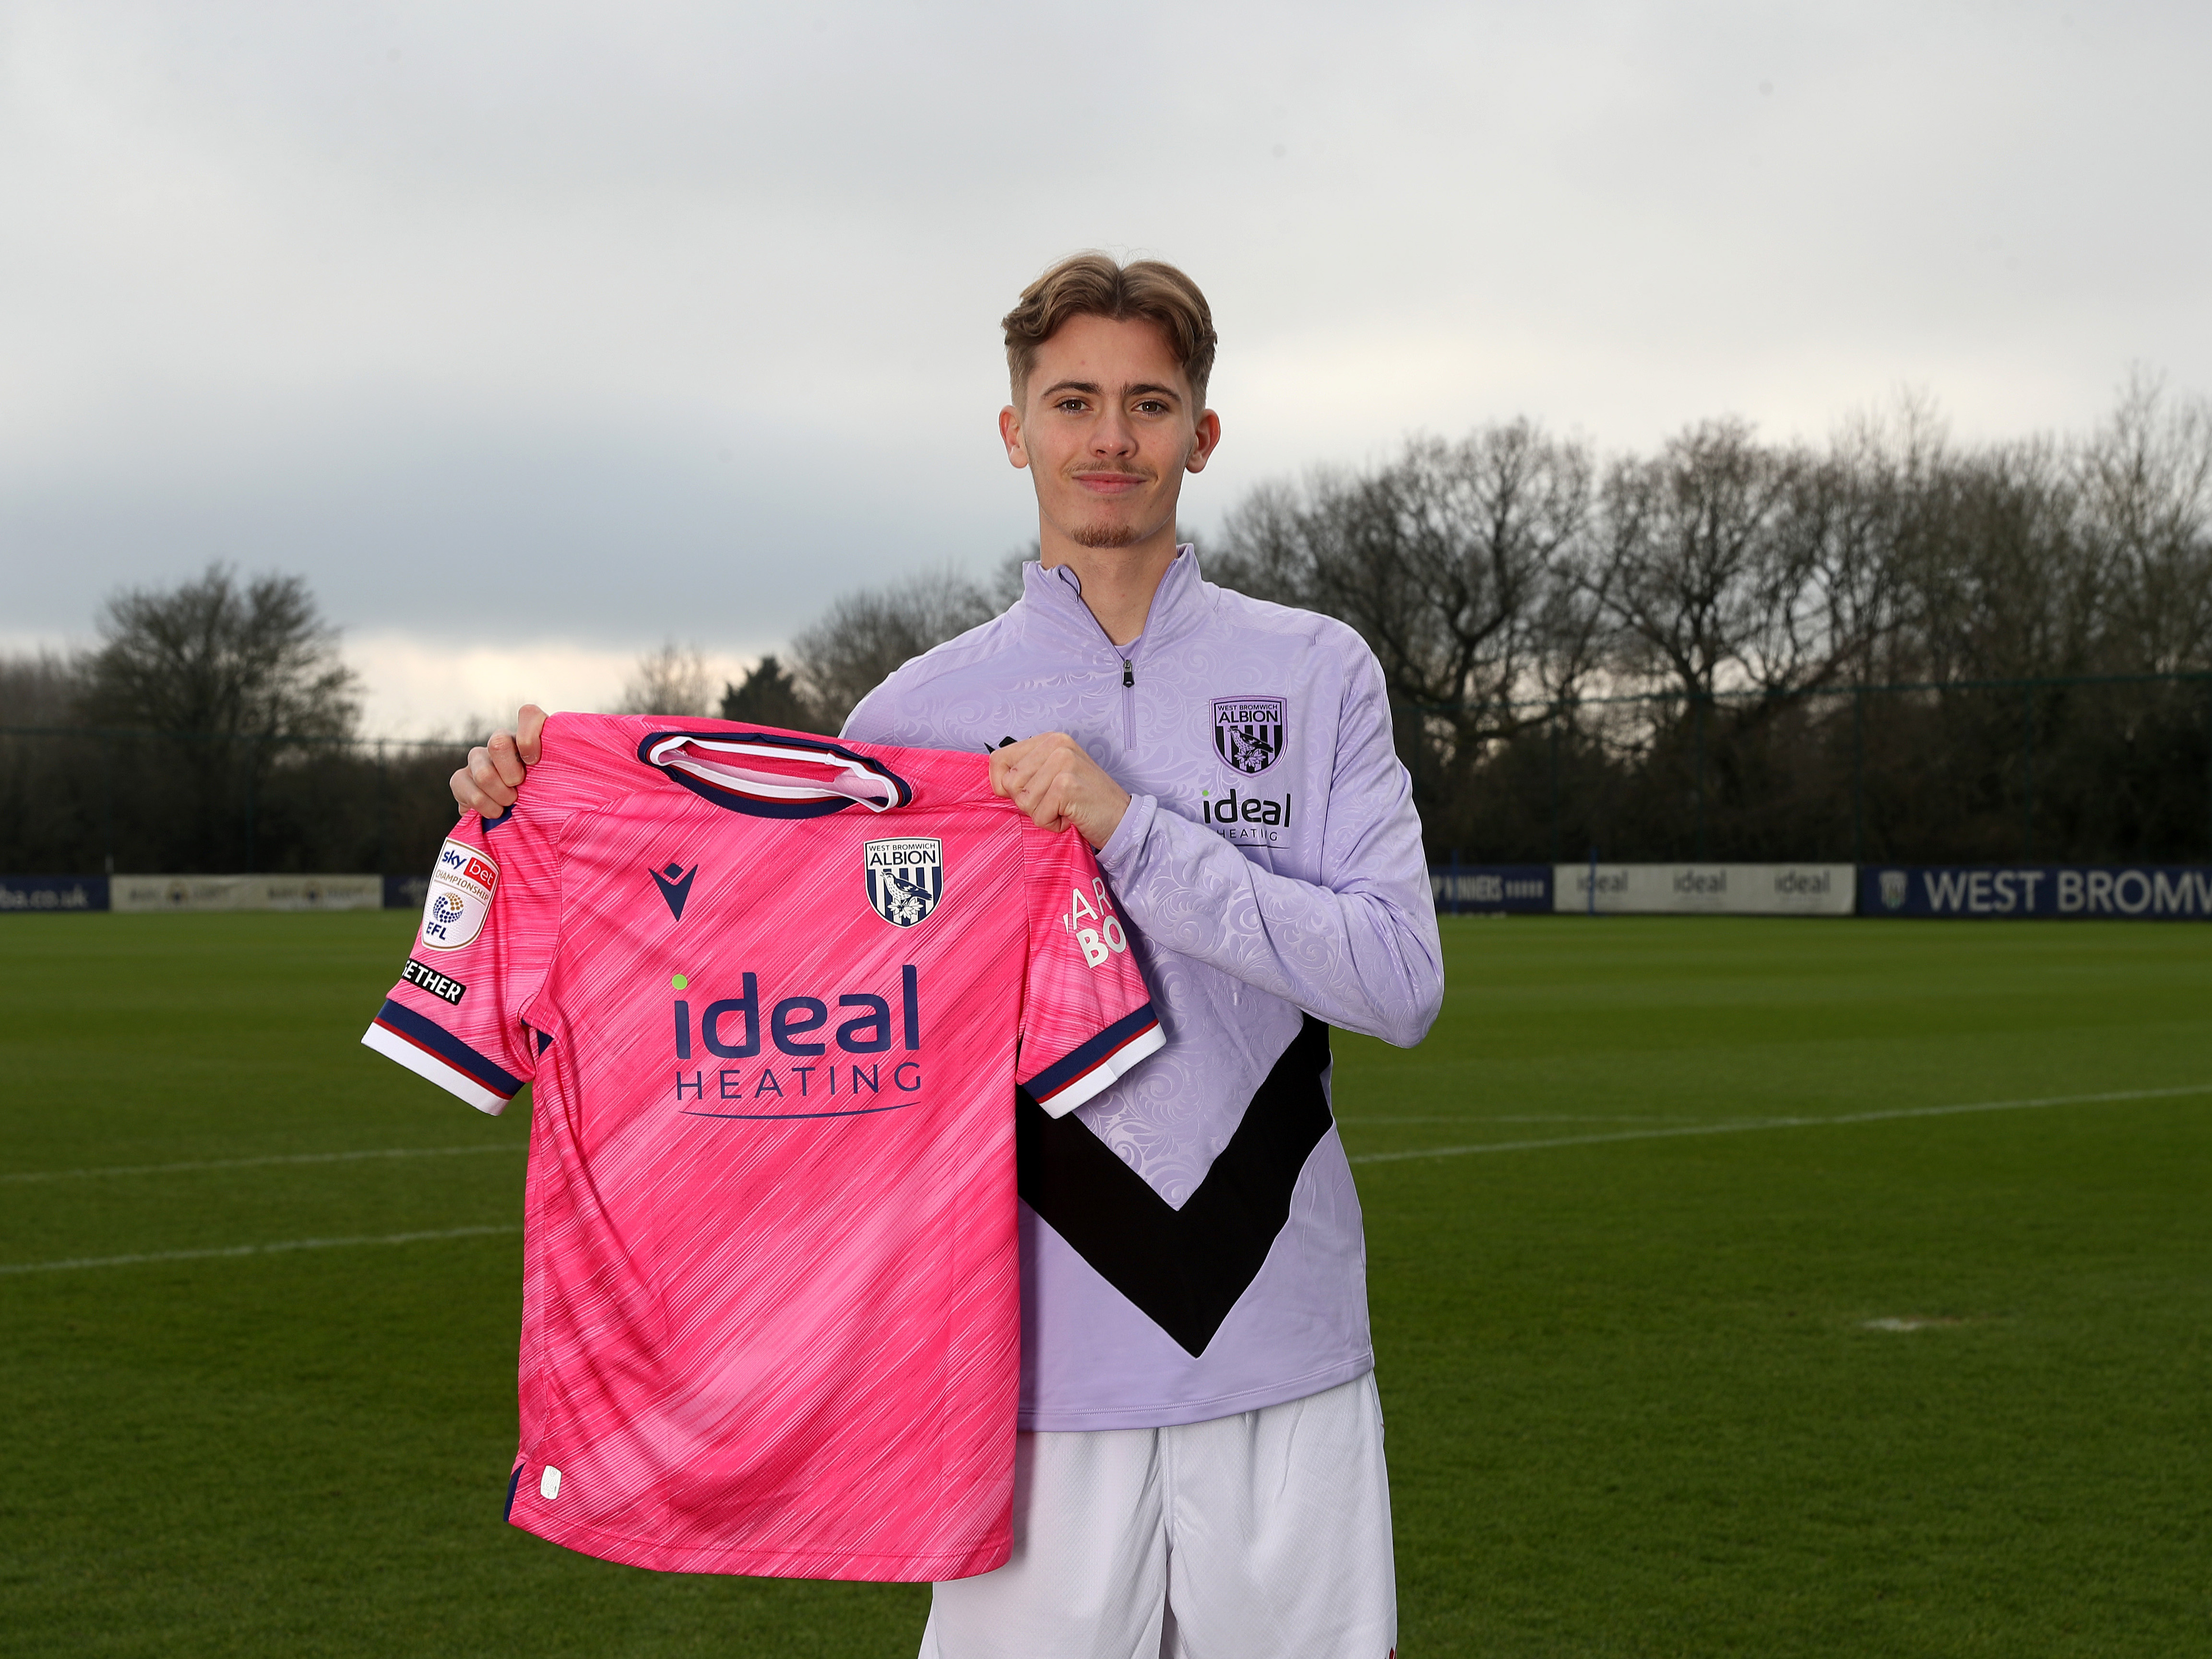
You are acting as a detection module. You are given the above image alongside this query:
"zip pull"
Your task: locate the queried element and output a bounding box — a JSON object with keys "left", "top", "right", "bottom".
{"left": 1122, "top": 659, "right": 1134, "bottom": 688}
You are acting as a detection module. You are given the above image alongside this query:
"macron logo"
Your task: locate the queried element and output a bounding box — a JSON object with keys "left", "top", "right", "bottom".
{"left": 652, "top": 861, "right": 698, "bottom": 920}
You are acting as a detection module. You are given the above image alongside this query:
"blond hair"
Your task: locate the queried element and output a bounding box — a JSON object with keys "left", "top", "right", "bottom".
{"left": 1001, "top": 253, "right": 1217, "bottom": 408}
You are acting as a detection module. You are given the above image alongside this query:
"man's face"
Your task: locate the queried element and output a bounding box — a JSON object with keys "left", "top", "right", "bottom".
{"left": 999, "top": 312, "right": 1219, "bottom": 554}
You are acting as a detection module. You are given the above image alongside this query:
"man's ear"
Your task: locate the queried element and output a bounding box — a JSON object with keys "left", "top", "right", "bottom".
{"left": 999, "top": 404, "right": 1029, "bottom": 471}
{"left": 1186, "top": 409, "right": 1222, "bottom": 475}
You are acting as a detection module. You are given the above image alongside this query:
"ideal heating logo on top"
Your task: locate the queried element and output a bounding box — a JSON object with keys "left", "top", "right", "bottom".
{"left": 668, "top": 964, "right": 925, "bottom": 1115}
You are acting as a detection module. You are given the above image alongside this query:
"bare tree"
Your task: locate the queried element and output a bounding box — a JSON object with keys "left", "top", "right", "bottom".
{"left": 0, "top": 650, "right": 86, "bottom": 728}
{"left": 81, "top": 565, "right": 359, "bottom": 739}
{"left": 618, "top": 642, "right": 716, "bottom": 717}
{"left": 1891, "top": 436, "right": 2094, "bottom": 684}
{"left": 718, "top": 655, "right": 822, "bottom": 732}
{"left": 792, "top": 568, "right": 1007, "bottom": 731}
{"left": 1585, "top": 420, "right": 1820, "bottom": 704}
{"left": 72, "top": 565, "right": 359, "bottom": 870}
{"left": 1218, "top": 422, "right": 1596, "bottom": 744}
{"left": 2077, "top": 372, "right": 2212, "bottom": 675}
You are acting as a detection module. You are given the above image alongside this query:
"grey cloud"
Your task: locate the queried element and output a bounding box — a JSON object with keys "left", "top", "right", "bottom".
{"left": 4, "top": 0, "right": 2210, "bottom": 671}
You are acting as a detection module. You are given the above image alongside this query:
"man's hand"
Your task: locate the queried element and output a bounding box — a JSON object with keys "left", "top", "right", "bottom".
{"left": 988, "top": 733, "right": 1131, "bottom": 850}
{"left": 451, "top": 704, "right": 547, "bottom": 817}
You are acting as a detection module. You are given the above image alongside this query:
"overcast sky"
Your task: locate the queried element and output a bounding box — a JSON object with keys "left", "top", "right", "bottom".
{"left": 5, "top": 0, "right": 2208, "bottom": 734}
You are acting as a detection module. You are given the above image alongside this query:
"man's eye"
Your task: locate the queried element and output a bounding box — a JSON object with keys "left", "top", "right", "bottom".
{"left": 1134, "top": 401, "right": 1168, "bottom": 415}
{"left": 1056, "top": 397, "right": 1089, "bottom": 412}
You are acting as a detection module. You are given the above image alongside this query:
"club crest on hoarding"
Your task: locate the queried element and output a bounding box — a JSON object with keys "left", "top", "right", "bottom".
{"left": 1213, "top": 696, "right": 1286, "bottom": 776}
{"left": 864, "top": 838, "right": 943, "bottom": 927}
{"left": 1879, "top": 869, "right": 1909, "bottom": 911}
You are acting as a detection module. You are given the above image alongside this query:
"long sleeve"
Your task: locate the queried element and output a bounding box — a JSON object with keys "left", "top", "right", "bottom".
{"left": 1094, "top": 648, "right": 1443, "bottom": 1048}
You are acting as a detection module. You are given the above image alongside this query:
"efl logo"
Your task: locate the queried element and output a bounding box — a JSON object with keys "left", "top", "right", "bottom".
{"left": 1213, "top": 696, "right": 1285, "bottom": 775}
{"left": 420, "top": 836, "right": 497, "bottom": 951}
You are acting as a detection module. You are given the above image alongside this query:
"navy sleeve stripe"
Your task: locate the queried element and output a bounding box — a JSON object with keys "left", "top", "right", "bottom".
{"left": 373, "top": 999, "right": 524, "bottom": 1097}
{"left": 1026, "top": 1003, "right": 1160, "bottom": 1103}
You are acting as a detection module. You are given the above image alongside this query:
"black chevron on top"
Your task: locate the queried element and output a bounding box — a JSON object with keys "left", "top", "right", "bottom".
{"left": 1016, "top": 1015, "right": 1333, "bottom": 1357}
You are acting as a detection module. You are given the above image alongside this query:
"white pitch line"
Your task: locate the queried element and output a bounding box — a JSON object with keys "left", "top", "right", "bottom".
{"left": 0, "top": 1224, "right": 521, "bottom": 1277}
{"left": 1347, "top": 1082, "right": 2212, "bottom": 1166}
{"left": 1339, "top": 1114, "right": 1703, "bottom": 1126}
{"left": 0, "top": 1144, "right": 525, "bottom": 1185}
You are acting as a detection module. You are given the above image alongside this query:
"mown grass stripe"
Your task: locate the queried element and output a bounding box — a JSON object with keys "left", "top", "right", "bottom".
{"left": 0, "top": 1143, "right": 523, "bottom": 1184}
{"left": 1349, "top": 1081, "right": 2212, "bottom": 1165}
{"left": 0, "top": 1224, "right": 521, "bottom": 1276}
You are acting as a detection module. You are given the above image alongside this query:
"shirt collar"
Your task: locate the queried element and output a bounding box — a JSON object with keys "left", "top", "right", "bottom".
{"left": 1019, "top": 545, "right": 1205, "bottom": 658}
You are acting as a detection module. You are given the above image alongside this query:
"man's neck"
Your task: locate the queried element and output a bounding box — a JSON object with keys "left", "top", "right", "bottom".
{"left": 1038, "top": 528, "right": 1178, "bottom": 649}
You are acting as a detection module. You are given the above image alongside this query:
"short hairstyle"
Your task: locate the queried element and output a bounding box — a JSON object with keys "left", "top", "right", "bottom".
{"left": 1001, "top": 253, "right": 1218, "bottom": 410}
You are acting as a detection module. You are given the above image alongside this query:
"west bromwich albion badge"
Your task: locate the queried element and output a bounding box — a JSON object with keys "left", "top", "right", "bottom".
{"left": 1213, "top": 696, "right": 1286, "bottom": 775}
{"left": 865, "top": 838, "right": 943, "bottom": 927}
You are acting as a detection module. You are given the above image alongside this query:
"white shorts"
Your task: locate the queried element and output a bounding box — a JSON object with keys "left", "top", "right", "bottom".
{"left": 917, "top": 1372, "right": 1395, "bottom": 1659}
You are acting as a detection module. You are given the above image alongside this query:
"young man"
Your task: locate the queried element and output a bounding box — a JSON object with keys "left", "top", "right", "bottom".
{"left": 454, "top": 254, "right": 1443, "bottom": 1659}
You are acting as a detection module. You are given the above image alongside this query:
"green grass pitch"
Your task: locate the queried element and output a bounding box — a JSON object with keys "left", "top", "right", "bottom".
{"left": 3, "top": 912, "right": 2208, "bottom": 1656}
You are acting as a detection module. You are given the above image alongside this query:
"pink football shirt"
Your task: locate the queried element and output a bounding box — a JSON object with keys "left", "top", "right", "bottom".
{"left": 360, "top": 716, "right": 1162, "bottom": 1579}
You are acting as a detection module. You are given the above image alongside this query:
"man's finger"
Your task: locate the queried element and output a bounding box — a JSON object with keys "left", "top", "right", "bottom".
{"left": 468, "top": 747, "right": 520, "bottom": 810}
{"left": 481, "top": 731, "right": 520, "bottom": 789}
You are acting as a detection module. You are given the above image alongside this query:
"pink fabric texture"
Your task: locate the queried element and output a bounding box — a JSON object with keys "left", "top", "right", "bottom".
{"left": 362, "top": 715, "right": 1160, "bottom": 1579}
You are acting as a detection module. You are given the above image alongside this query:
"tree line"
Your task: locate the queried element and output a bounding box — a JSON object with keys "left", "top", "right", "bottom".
{"left": 5, "top": 378, "right": 2209, "bottom": 874}
{"left": 762, "top": 377, "right": 2212, "bottom": 864}
{"left": 0, "top": 569, "right": 460, "bottom": 877}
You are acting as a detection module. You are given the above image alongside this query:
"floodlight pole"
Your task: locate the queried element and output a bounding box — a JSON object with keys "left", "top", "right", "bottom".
{"left": 2021, "top": 685, "right": 2034, "bottom": 863}
{"left": 101, "top": 733, "right": 115, "bottom": 877}
{"left": 1693, "top": 693, "right": 1708, "bottom": 862}
{"left": 1851, "top": 687, "right": 1866, "bottom": 866}
{"left": 243, "top": 735, "right": 257, "bottom": 875}
{"left": 1548, "top": 705, "right": 1561, "bottom": 867}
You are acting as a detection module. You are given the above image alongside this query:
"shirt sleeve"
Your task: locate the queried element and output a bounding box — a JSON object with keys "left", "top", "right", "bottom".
{"left": 1094, "top": 641, "right": 1444, "bottom": 1049}
{"left": 359, "top": 808, "right": 561, "bottom": 1114}
{"left": 1014, "top": 818, "right": 1166, "bottom": 1119}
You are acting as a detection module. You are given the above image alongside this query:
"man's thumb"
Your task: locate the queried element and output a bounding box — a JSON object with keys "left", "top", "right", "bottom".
{"left": 518, "top": 704, "right": 548, "bottom": 764}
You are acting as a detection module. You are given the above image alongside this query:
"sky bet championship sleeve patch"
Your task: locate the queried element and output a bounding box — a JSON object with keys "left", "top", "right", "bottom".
{"left": 400, "top": 957, "right": 467, "bottom": 1006}
{"left": 419, "top": 836, "right": 499, "bottom": 950}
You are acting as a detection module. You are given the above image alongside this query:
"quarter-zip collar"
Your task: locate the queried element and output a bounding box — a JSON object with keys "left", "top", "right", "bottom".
{"left": 1019, "top": 546, "right": 1209, "bottom": 665}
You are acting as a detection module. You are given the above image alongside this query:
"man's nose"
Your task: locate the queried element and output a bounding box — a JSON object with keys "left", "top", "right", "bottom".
{"left": 1091, "top": 409, "right": 1137, "bottom": 456}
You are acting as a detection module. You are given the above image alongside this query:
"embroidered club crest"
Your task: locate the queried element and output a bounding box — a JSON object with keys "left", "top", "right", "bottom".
{"left": 1212, "top": 697, "right": 1286, "bottom": 776}
{"left": 864, "top": 837, "right": 944, "bottom": 927}
{"left": 1879, "top": 869, "right": 1909, "bottom": 911}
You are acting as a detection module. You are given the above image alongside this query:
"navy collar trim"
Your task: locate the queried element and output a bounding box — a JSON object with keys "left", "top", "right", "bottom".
{"left": 637, "top": 729, "right": 912, "bottom": 819}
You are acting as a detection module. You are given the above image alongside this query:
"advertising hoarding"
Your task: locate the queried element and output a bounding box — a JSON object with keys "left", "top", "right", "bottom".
{"left": 0, "top": 876, "right": 109, "bottom": 912}
{"left": 109, "top": 875, "right": 385, "bottom": 912}
{"left": 1432, "top": 865, "right": 1553, "bottom": 913}
{"left": 1554, "top": 864, "right": 1855, "bottom": 916}
{"left": 1861, "top": 865, "right": 2212, "bottom": 919}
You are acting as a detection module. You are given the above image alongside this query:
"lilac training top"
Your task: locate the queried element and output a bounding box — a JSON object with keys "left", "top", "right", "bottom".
{"left": 844, "top": 549, "right": 1444, "bottom": 1432}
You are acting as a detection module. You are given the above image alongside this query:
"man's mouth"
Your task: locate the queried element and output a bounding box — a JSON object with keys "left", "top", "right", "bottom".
{"left": 1072, "top": 470, "right": 1149, "bottom": 495}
